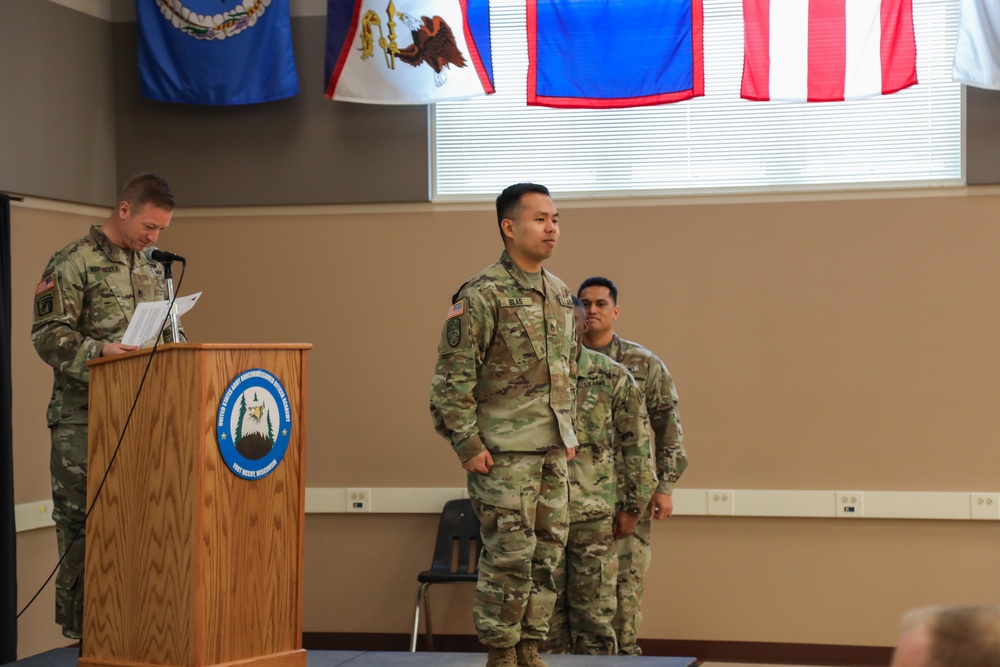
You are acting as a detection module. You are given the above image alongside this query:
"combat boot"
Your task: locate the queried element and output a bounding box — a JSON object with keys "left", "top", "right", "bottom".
{"left": 486, "top": 646, "right": 518, "bottom": 667}
{"left": 515, "top": 639, "right": 549, "bottom": 667}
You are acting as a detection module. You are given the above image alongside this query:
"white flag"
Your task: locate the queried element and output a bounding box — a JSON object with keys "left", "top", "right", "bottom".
{"left": 325, "top": 0, "right": 494, "bottom": 105}
{"left": 953, "top": 0, "right": 1000, "bottom": 90}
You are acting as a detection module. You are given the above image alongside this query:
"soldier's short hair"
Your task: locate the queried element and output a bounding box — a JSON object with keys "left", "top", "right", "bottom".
{"left": 578, "top": 276, "right": 618, "bottom": 304}
{"left": 119, "top": 173, "right": 175, "bottom": 212}
{"left": 571, "top": 295, "right": 584, "bottom": 311}
{"left": 901, "top": 605, "right": 1000, "bottom": 667}
{"left": 496, "top": 183, "right": 551, "bottom": 241}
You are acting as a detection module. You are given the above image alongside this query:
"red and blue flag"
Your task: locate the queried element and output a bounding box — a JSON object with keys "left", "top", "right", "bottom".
{"left": 527, "top": 0, "right": 704, "bottom": 109}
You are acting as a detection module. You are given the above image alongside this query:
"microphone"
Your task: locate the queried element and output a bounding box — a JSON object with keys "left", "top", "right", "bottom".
{"left": 143, "top": 246, "right": 186, "bottom": 264}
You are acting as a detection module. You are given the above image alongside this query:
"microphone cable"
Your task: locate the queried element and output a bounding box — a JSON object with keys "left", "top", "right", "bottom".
{"left": 14, "top": 262, "right": 187, "bottom": 625}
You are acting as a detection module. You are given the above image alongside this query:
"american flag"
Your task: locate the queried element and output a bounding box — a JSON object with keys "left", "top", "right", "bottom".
{"left": 35, "top": 276, "right": 54, "bottom": 295}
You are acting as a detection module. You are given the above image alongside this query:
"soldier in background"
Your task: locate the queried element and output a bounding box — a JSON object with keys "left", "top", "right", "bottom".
{"left": 892, "top": 605, "right": 1000, "bottom": 667}
{"left": 31, "top": 173, "right": 185, "bottom": 639}
{"left": 578, "top": 275, "right": 688, "bottom": 656}
{"left": 542, "top": 297, "right": 656, "bottom": 655}
{"left": 430, "top": 183, "right": 578, "bottom": 667}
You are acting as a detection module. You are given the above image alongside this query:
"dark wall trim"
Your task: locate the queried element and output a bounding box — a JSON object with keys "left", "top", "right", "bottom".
{"left": 110, "top": 16, "right": 430, "bottom": 207}
{"left": 302, "top": 632, "right": 894, "bottom": 666}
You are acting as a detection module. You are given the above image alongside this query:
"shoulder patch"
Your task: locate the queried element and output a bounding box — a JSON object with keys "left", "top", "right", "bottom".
{"left": 447, "top": 317, "right": 462, "bottom": 347}
{"left": 35, "top": 275, "right": 55, "bottom": 295}
{"left": 438, "top": 297, "right": 472, "bottom": 355}
{"left": 34, "top": 274, "right": 58, "bottom": 319}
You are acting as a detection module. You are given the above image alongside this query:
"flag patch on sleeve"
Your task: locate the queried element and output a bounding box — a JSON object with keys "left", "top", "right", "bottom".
{"left": 447, "top": 301, "right": 464, "bottom": 319}
{"left": 35, "top": 275, "right": 54, "bottom": 295}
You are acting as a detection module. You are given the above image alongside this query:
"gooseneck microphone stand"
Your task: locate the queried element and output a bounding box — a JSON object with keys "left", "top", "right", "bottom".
{"left": 162, "top": 260, "right": 180, "bottom": 342}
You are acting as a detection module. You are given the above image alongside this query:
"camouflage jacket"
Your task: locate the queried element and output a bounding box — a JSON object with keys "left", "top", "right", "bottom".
{"left": 596, "top": 334, "right": 687, "bottom": 495}
{"left": 31, "top": 225, "right": 186, "bottom": 426}
{"left": 570, "top": 347, "right": 655, "bottom": 522}
{"left": 431, "top": 251, "right": 579, "bottom": 460}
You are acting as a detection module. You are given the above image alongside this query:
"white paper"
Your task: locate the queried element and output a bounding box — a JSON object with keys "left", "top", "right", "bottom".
{"left": 121, "top": 292, "right": 202, "bottom": 346}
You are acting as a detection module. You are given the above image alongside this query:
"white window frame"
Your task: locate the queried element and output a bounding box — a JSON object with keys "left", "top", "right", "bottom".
{"left": 432, "top": 0, "right": 963, "bottom": 201}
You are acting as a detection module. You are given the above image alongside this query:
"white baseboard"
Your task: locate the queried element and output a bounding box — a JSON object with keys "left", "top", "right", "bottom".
{"left": 17, "top": 487, "right": 998, "bottom": 533}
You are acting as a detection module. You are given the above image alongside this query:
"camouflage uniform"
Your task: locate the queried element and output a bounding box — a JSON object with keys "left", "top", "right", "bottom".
{"left": 431, "top": 250, "right": 578, "bottom": 649}
{"left": 31, "top": 225, "right": 185, "bottom": 639}
{"left": 594, "top": 334, "right": 687, "bottom": 655}
{"left": 543, "top": 347, "right": 656, "bottom": 655}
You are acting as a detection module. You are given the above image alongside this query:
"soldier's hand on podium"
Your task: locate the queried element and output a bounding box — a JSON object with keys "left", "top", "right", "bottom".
{"left": 101, "top": 342, "right": 139, "bottom": 357}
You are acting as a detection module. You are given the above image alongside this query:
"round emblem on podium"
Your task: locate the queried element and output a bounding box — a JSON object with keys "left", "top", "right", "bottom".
{"left": 216, "top": 368, "right": 292, "bottom": 479}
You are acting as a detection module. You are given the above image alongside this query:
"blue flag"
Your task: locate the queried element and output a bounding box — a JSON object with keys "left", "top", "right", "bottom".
{"left": 528, "top": 0, "right": 703, "bottom": 109}
{"left": 137, "top": 0, "right": 299, "bottom": 105}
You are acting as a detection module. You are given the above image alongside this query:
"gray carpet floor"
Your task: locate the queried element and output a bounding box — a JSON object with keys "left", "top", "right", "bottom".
{"left": 12, "top": 648, "right": 698, "bottom": 667}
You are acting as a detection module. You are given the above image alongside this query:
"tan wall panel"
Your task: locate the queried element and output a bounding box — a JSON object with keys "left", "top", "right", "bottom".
{"left": 302, "top": 515, "right": 1000, "bottom": 646}
{"left": 12, "top": 190, "right": 1000, "bottom": 654}
{"left": 15, "top": 529, "right": 66, "bottom": 657}
{"left": 163, "top": 192, "right": 1000, "bottom": 491}
{"left": 11, "top": 204, "right": 106, "bottom": 507}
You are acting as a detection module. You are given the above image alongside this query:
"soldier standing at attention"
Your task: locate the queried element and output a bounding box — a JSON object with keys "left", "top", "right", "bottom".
{"left": 578, "top": 275, "right": 688, "bottom": 656}
{"left": 430, "top": 183, "right": 578, "bottom": 667}
{"left": 31, "top": 173, "right": 186, "bottom": 639}
{"left": 541, "top": 297, "right": 656, "bottom": 655}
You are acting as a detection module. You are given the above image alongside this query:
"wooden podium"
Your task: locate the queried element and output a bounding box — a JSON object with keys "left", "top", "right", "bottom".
{"left": 81, "top": 344, "right": 311, "bottom": 667}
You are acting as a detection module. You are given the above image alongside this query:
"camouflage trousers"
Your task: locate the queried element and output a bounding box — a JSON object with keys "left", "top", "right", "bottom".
{"left": 613, "top": 515, "right": 652, "bottom": 655}
{"left": 468, "top": 448, "right": 569, "bottom": 648}
{"left": 541, "top": 515, "right": 618, "bottom": 655}
{"left": 50, "top": 424, "right": 89, "bottom": 640}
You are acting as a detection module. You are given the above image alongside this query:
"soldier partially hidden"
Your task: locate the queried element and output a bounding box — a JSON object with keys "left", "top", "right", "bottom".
{"left": 578, "top": 275, "right": 688, "bottom": 656}
{"left": 541, "top": 297, "right": 656, "bottom": 655}
{"left": 31, "top": 174, "right": 186, "bottom": 639}
{"left": 430, "top": 183, "right": 578, "bottom": 667}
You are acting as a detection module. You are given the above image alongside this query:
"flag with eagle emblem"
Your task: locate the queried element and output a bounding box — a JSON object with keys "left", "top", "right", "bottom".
{"left": 137, "top": 0, "right": 299, "bottom": 105}
{"left": 325, "top": 0, "right": 494, "bottom": 104}
{"left": 527, "top": 0, "right": 704, "bottom": 109}
{"left": 741, "top": 0, "right": 917, "bottom": 102}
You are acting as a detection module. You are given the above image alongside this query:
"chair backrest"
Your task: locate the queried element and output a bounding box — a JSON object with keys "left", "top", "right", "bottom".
{"left": 429, "top": 498, "right": 482, "bottom": 575}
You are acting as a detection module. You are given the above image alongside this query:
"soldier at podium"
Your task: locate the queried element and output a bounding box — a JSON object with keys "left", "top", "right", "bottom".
{"left": 31, "top": 173, "right": 186, "bottom": 640}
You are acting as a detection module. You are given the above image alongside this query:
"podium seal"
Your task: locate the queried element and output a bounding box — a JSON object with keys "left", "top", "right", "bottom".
{"left": 216, "top": 368, "right": 292, "bottom": 479}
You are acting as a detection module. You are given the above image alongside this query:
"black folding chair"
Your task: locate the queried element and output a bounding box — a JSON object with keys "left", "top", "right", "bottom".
{"left": 410, "top": 498, "right": 482, "bottom": 651}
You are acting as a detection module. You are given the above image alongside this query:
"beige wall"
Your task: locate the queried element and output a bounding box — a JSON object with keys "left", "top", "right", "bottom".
{"left": 11, "top": 189, "right": 1000, "bottom": 656}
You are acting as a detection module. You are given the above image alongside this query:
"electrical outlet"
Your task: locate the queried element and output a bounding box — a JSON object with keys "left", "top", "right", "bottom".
{"left": 836, "top": 491, "right": 863, "bottom": 518}
{"left": 970, "top": 493, "right": 1000, "bottom": 520}
{"left": 707, "top": 490, "right": 734, "bottom": 515}
{"left": 346, "top": 488, "right": 371, "bottom": 512}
